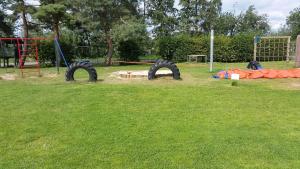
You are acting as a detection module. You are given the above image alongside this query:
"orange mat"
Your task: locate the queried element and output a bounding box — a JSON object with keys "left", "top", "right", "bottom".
{"left": 217, "top": 69, "right": 300, "bottom": 79}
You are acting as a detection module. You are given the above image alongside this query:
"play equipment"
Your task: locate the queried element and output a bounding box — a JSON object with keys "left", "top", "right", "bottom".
{"left": 148, "top": 59, "right": 180, "bottom": 80}
{"left": 53, "top": 39, "right": 98, "bottom": 82}
{"left": 254, "top": 36, "right": 291, "bottom": 62}
{"left": 0, "top": 38, "right": 44, "bottom": 76}
{"left": 247, "top": 61, "right": 263, "bottom": 70}
{"left": 215, "top": 69, "right": 300, "bottom": 79}
{"left": 65, "top": 61, "right": 97, "bottom": 82}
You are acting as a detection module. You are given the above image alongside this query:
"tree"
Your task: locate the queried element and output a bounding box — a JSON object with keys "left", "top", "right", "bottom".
{"left": 113, "top": 18, "right": 149, "bottom": 60}
{"left": 72, "top": 0, "right": 139, "bottom": 65}
{"left": 35, "top": 0, "right": 70, "bottom": 39}
{"left": 201, "top": 0, "right": 222, "bottom": 32}
{"left": 179, "top": 0, "right": 200, "bottom": 34}
{"left": 287, "top": 7, "right": 300, "bottom": 39}
{"left": 148, "top": 0, "right": 178, "bottom": 37}
{"left": 215, "top": 12, "right": 237, "bottom": 36}
{"left": 0, "top": 2, "right": 13, "bottom": 36}
{"left": 179, "top": 0, "right": 222, "bottom": 35}
{"left": 8, "top": 0, "right": 36, "bottom": 38}
{"left": 236, "top": 5, "right": 270, "bottom": 34}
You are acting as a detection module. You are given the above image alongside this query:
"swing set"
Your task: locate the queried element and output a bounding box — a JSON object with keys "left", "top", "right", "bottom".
{"left": 0, "top": 37, "right": 68, "bottom": 77}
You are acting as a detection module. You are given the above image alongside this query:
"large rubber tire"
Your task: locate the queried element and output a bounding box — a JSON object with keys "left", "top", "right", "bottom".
{"left": 247, "top": 61, "right": 262, "bottom": 70}
{"left": 148, "top": 60, "right": 181, "bottom": 80}
{"left": 65, "top": 61, "right": 98, "bottom": 82}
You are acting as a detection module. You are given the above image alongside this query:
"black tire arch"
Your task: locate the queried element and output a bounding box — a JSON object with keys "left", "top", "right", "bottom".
{"left": 65, "top": 61, "right": 98, "bottom": 82}
{"left": 148, "top": 60, "right": 181, "bottom": 80}
{"left": 247, "top": 61, "right": 262, "bottom": 70}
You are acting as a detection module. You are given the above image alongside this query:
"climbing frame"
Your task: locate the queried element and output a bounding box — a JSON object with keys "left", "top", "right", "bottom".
{"left": 0, "top": 37, "right": 45, "bottom": 77}
{"left": 254, "top": 36, "right": 291, "bottom": 62}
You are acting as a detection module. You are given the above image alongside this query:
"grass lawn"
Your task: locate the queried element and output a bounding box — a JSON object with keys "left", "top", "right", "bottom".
{"left": 0, "top": 62, "right": 300, "bottom": 169}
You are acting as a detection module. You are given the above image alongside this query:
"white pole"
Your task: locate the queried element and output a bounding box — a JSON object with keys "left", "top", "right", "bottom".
{"left": 210, "top": 29, "right": 214, "bottom": 72}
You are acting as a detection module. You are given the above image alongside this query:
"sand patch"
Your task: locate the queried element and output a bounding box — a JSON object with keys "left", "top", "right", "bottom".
{"left": 0, "top": 74, "right": 17, "bottom": 81}
{"left": 110, "top": 70, "right": 173, "bottom": 79}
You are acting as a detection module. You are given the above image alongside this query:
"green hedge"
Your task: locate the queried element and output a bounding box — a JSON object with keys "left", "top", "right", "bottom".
{"left": 156, "top": 34, "right": 255, "bottom": 62}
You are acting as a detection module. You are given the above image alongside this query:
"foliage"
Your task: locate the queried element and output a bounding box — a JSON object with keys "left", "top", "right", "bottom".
{"left": 236, "top": 5, "right": 270, "bottom": 34}
{"left": 7, "top": 0, "right": 38, "bottom": 38}
{"left": 156, "top": 34, "right": 254, "bottom": 62}
{"left": 287, "top": 7, "right": 300, "bottom": 39}
{"left": 39, "top": 38, "right": 75, "bottom": 66}
{"left": 215, "top": 12, "right": 237, "bottom": 36}
{"left": 34, "top": 1, "right": 70, "bottom": 38}
{"left": 0, "top": 0, "right": 295, "bottom": 65}
{"left": 230, "top": 33, "right": 255, "bottom": 62}
{"left": 112, "top": 18, "right": 149, "bottom": 54}
{"left": 0, "top": 9, "right": 12, "bottom": 36}
{"left": 147, "top": 0, "right": 178, "bottom": 37}
{"left": 118, "top": 39, "right": 143, "bottom": 61}
{"left": 71, "top": 0, "right": 140, "bottom": 65}
{"left": 157, "top": 36, "right": 180, "bottom": 60}
{"left": 179, "top": 0, "right": 222, "bottom": 34}
{"left": 140, "top": 54, "right": 162, "bottom": 60}
{"left": 201, "top": 0, "right": 222, "bottom": 32}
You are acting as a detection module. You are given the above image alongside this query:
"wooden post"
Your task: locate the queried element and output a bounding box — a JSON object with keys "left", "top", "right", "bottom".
{"left": 287, "top": 36, "right": 291, "bottom": 62}
{"left": 296, "top": 35, "right": 300, "bottom": 68}
{"left": 254, "top": 37, "right": 257, "bottom": 61}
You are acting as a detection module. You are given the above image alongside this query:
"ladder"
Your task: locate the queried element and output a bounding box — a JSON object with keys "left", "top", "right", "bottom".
{"left": 16, "top": 38, "right": 41, "bottom": 77}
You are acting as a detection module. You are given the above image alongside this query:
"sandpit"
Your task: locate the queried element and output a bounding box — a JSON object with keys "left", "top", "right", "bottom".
{"left": 0, "top": 74, "right": 17, "bottom": 81}
{"left": 111, "top": 70, "right": 173, "bottom": 79}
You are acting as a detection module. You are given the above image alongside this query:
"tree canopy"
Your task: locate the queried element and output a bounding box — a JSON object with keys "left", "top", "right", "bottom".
{"left": 287, "top": 7, "right": 300, "bottom": 39}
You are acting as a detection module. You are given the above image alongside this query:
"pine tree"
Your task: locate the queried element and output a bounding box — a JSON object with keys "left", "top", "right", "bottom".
{"left": 35, "top": 0, "right": 70, "bottom": 39}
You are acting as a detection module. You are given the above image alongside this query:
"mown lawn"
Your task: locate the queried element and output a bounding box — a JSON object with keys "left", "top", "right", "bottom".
{"left": 0, "top": 62, "right": 300, "bottom": 169}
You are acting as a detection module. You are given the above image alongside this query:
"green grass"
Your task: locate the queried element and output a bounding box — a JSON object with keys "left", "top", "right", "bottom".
{"left": 0, "top": 62, "right": 300, "bottom": 169}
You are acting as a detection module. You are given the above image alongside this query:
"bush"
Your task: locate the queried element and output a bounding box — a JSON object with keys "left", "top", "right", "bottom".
{"left": 39, "top": 39, "right": 75, "bottom": 66}
{"left": 117, "top": 40, "right": 143, "bottom": 61}
{"left": 157, "top": 36, "right": 178, "bottom": 60}
{"left": 156, "top": 34, "right": 255, "bottom": 62}
{"left": 231, "top": 34, "right": 254, "bottom": 62}
{"left": 38, "top": 40, "right": 55, "bottom": 66}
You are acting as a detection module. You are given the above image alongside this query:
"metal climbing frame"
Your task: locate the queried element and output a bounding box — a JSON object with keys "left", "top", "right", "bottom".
{"left": 0, "top": 37, "right": 47, "bottom": 77}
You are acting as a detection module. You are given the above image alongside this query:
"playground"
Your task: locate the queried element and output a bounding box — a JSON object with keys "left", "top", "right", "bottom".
{"left": 2, "top": 0, "right": 300, "bottom": 167}
{"left": 0, "top": 61, "right": 300, "bottom": 168}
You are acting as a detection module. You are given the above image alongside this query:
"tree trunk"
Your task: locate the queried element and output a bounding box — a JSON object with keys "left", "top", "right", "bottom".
{"left": 53, "top": 22, "right": 60, "bottom": 39}
{"left": 105, "top": 32, "right": 113, "bottom": 66}
{"left": 20, "top": 0, "right": 28, "bottom": 67}
{"left": 21, "top": 13, "right": 28, "bottom": 38}
{"left": 143, "top": 0, "right": 147, "bottom": 17}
